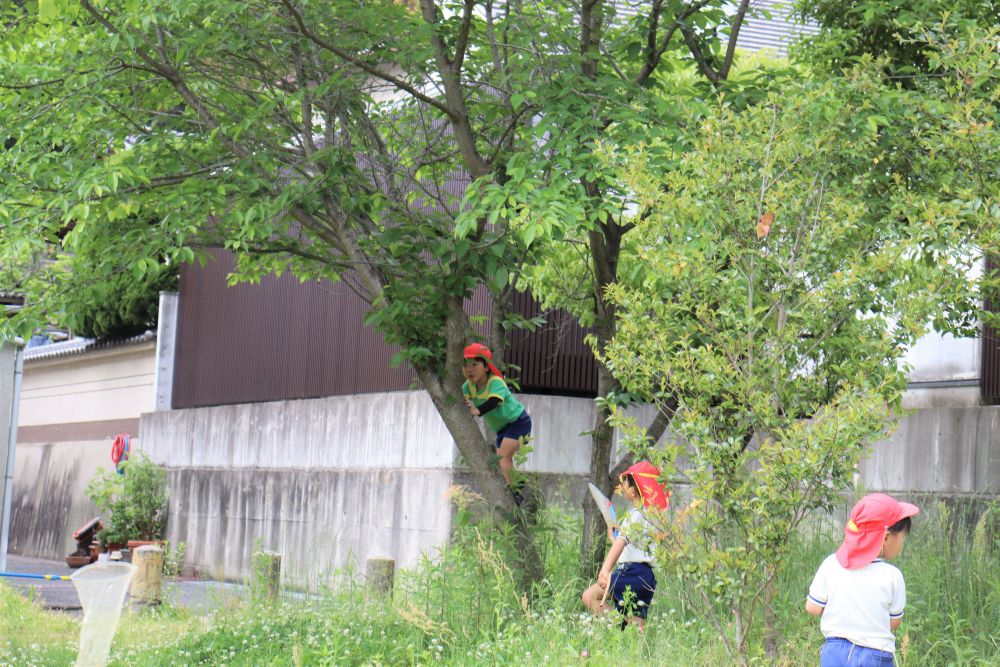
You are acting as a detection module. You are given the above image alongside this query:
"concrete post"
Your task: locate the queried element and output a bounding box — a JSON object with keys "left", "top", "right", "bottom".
{"left": 131, "top": 545, "right": 164, "bottom": 608}
{"left": 154, "top": 292, "right": 179, "bottom": 411}
{"left": 251, "top": 550, "right": 281, "bottom": 600}
{"left": 366, "top": 557, "right": 395, "bottom": 595}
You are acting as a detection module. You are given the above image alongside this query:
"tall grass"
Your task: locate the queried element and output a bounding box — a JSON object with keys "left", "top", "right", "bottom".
{"left": 1, "top": 498, "right": 998, "bottom": 666}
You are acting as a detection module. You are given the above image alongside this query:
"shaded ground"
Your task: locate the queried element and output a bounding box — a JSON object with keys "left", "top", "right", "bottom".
{"left": 3, "top": 553, "right": 243, "bottom": 613}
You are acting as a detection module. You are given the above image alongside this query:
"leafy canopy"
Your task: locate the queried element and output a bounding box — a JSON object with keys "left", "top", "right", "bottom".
{"left": 602, "top": 26, "right": 998, "bottom": 660}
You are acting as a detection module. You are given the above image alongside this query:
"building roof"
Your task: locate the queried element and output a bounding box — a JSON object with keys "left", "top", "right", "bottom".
{"left": 610, "top": 0, "right": 816, "bottom": 57}
{"left": 24, "top": 330, "right": 156, "bottom": 363}
{"left": 735, "top": 0, "right": 818, "bottom": 56}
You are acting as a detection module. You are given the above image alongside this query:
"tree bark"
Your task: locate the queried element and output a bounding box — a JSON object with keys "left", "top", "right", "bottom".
{"left": 579, "top": 221, "right": 622, "bottom": 576}
{"left": 415, "top": 297, "right": 544, "bottom": 590}
{"left": 579, "top": 359, "right": 618, "bottom": 578}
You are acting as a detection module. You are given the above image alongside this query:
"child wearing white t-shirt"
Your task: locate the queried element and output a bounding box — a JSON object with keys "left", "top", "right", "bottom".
{"left": 806, "top": 493, "right": 919, "bottom": 666}
{"left": 581, "top": 461, "right": 669, "bottom": 631}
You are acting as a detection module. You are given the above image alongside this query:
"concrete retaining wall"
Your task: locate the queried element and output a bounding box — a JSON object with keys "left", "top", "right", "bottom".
{"left": 167, "top": 467, "right": 453, "bottom": 587}
{"left": 136, "top": 391, "right": 657, "bottom": 584}
{"left": 11, "top": 388, "right": 998, "bottom": 578}
{"left": 861, "top": 407, "right": 1000, "bottom": 495}
{"left": 7, "top": 440, "right": 112, "bottom": 558}
{"left": 138, "top": 395, "right": 998, "bottom": 583}
{"left": 139, "top": 391, "right": 459, "bottom": 585}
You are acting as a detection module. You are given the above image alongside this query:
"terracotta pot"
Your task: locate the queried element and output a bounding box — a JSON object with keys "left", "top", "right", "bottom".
{"left": 65, "top": 554, "right": 91, "bottom": 568}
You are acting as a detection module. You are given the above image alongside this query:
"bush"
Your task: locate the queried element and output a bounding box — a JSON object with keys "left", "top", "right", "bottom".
{"left": 86, "top": 452, "right": 168, "bottom": 545}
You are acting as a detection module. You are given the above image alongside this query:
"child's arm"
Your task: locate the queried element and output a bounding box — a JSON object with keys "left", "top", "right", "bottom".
{"left": 597, "top": 536, "right": 627, "bottom": 591}
{"left": 890, "top": 617, "right": 902, "bottom": 632}
{"left": 805, "top": 600, "right": 824, "bottom": 617}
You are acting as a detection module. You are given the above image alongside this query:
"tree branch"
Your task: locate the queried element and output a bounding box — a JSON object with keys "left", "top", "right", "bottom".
{"left": 634, "top": 0, "right": 714, "bottom": 86}
{"left": 452, "top": 0, "right": 476, "bottom": 75}
{"left": 719, "top": 0, "right": 751, "bottom": 80}
{"left": 680, "top": 26, "right": 720, "bottom": 83}
{"left": 277, "top": 0, "right": 458, "bottom": 121}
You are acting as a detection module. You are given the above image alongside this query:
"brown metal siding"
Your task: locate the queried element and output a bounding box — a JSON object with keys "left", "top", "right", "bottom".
{"left": 982, "top": 257, "right": 1000, "bottom": 404}
{"left": 172, "top": 249, "right": 415, "bottom": 408}
{"left": 173, "top": 250, "right": 597, "bottom": 408}
{"left": 507, "top": 291, "right": 597, "bottom": 395}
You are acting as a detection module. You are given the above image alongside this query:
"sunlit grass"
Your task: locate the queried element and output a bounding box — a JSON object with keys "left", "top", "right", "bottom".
{"left": 2, "top": 499, "right": 998, "bottom": 666}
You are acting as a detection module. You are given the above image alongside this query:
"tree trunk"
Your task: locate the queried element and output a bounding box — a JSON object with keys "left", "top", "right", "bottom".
{"left": 762, "top": 569, "right": 780, "bottom": 658}
{"left": 414, "top": 298, "right": 543, "bottom": 590}
{"left": 579, "top": 359, "right": 618, "bottom": 578}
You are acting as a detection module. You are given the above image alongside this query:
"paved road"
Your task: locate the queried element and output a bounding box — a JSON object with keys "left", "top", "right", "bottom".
{"left": 3, "top": 553, "right": 243, "bottom": 612}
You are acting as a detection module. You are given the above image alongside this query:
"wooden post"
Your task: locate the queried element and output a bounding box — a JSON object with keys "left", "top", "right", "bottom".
{"left": 366, "top": 557, "right": 394, "bottom": 596}
{"left": 130, "top": 545, "right": 163, "bottom": 608}
{"left": 251, "top": 550, "right": 282, "bottom": 600}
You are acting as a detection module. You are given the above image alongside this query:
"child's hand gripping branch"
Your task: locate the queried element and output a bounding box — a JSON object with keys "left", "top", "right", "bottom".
{"left": 581, "top": 462, "right": 669, "bottom": 632}
{"left": 460, "top": 343, "right": 532, "bottom": 496}
{"left": 805, "top": 493, "right": 919, "bottom": 666}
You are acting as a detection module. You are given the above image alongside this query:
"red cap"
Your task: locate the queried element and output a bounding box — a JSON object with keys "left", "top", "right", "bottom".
{"left": 835, "top": 493, "right": 919, "bottom": 569}
{"left": 621, "top": 461, "right": 670, "bottom": 511}
{"left": 463, "top": 343, "right": 503, "bottom": 379}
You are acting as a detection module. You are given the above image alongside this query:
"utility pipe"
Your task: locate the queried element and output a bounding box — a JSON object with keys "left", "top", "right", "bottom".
{"left": 0, "top": 340, "right": 24, "bottom": 574}
{"left": 0, "top": 571, "right": 71, "bottom": 581}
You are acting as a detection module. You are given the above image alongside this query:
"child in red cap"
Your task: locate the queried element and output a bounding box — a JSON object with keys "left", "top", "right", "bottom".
{"left": 581, "top": 461, "right": 669, "bottom": 631}
{"left": 806, "top": 493, "right": 920, "bottom": 666}
{"left": 461, "top": 343, "right": 532, "bottom": 498}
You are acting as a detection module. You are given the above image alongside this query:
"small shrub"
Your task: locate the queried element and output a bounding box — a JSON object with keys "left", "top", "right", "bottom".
{"left": 86, "top": 452, "right": 168, "bottom": 545}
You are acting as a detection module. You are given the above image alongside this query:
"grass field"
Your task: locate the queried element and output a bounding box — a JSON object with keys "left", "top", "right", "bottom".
{"left": 2, "top": 500, "right": 998, "bottom": 666}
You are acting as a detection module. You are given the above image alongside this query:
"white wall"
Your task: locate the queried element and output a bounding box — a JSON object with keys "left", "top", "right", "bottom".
{"left": 19, "top": 343, "right": 157, "bottom": 426}
{"left": 901, "top": 330, "right": 980, "bottom": 383}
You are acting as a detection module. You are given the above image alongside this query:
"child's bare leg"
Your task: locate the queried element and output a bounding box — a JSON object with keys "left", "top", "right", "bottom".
{"left": 627, "top": 616, "right": 646, "bottom": 632}
{"left": 497, "top": 437, "right": 520, "bottom": 486}
{"left": 581, "top": 583, "right": 612, "bottom": 615}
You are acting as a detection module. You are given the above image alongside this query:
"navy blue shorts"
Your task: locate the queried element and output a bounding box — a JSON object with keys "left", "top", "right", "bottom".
{"left": 495, "top": 410, "right": 531, "bottom": 449}
{"left": 821, "top": 638, "right": 894, "bottom": 666}
{"left": 610, "top": 562, "right": 656, "bottom": 619}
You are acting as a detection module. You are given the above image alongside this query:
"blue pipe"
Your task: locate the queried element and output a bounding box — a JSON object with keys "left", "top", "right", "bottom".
{"left": 0, "top": 571, "right": 71, "bottom": 581}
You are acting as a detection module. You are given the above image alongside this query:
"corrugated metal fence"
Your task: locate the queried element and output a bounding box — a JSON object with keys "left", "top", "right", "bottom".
{"left": 172, "top": 250, "right": 597, "bottom": 408}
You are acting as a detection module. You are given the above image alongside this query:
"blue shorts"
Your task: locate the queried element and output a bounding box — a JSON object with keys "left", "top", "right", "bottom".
{"left": 821, "top": 638, "right": 894, "bottom": 666}
{"left": 610, "top": 562, "right": 656, "bottom": 619}
{"left": 495, "top": 410, "right": 531, "bottom": 449}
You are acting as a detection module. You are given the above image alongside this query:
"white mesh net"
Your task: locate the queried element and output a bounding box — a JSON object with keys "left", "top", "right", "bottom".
{"left": 71, "top": 562, "right": 135, "bottom": 667}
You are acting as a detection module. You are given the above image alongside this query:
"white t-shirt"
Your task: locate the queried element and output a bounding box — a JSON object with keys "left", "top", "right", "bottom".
{"left": 807, "top": 554, "right": 905, "bottom": 653}
{"left": 618, "top": 507, "right": 655, "bottom": 565}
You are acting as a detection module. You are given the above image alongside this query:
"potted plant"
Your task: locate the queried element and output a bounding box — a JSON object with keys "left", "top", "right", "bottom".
{"left": 86, "top": 451, "right": 168, "bottom": 551}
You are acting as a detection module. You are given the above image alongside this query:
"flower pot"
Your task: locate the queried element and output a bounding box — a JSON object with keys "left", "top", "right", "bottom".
{"left": 66, "top": 554, "right": 91, "bottom": 568}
